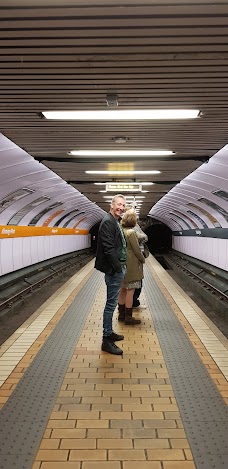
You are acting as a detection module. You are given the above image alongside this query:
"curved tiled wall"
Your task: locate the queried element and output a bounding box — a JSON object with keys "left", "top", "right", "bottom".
{"left": 0, "top": 133, "right": 227, "bottom": 275}
{"left": 150, "top": 145, "right": 228, "bottom": 271}
{"left": 0, "top": 134, "right": 105, "bottom": 275}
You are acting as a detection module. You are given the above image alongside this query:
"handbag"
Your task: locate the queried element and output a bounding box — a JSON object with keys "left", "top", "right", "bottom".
{"left": 143, "top": 244, "right": 150, "bottom": 258}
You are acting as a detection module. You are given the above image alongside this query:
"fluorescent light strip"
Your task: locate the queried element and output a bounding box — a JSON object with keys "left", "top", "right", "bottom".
{"left": 86, "top": 171, "right": 161, "bottom": 175}
{"left": 95, "top": 182, "right": 154, "bottom": 185}
{"left": 43, "top": 109, "right": 200, "bottom": 120}
{"left": 104, "top": 195, "right": 145, "bottom": 198}
{"left": 69, "top": 150, "right": 174, "bottom": 156}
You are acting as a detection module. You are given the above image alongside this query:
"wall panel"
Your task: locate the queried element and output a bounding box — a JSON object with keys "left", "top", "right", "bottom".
{"left": 0, "top": 238, "right": 14, "bottom": 275}
{"left": 172, "top": 235, "right": 228, "bottom": 272}
{"left": 0, "top": 234, "right": 91, "bottom": 276}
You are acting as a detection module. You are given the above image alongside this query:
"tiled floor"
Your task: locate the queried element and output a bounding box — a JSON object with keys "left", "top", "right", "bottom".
{"left": 0, "top": 256, "right": 227, "bottom": 468}
{"left": 33, "top": 287, "right": 194, "bottom": 469}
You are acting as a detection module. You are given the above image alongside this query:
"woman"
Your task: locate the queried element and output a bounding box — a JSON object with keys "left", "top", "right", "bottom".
{"left": 118, "top": 209, "right": 145, "bottom": 325}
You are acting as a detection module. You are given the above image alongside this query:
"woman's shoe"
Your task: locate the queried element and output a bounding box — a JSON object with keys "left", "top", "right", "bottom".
{"left": 118, "top": 303, "right": 125, "bottom": 322}
{"left": 124, "top": 307, "right": 141, "bottom": 325}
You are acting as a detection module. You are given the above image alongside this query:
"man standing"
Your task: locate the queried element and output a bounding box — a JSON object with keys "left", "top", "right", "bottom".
{"left": 95, "top": 194, "right": 126, "bottom": 355}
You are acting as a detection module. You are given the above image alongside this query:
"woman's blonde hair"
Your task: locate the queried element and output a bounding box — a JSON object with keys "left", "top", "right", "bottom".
{"left": 121, "top": 208, "right": 137, "bottom": 228}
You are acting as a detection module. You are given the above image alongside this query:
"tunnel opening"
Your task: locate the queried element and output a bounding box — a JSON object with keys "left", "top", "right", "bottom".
{"left": 91, "top": 220, "right": 173, "bottom": 261}
{"left": 145, "top": 222, "right": 172, "bottom": 258}
{"left": 90, "top": 222, "right": 100, "bottom": 253}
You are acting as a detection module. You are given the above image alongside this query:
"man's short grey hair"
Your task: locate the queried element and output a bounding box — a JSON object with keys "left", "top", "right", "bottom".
{"left": 111, "top": 194, "right": 126, "bottom": 203}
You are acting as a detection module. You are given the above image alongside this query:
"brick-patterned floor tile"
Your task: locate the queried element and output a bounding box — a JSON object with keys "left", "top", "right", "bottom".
{"left": 82, "top": 463, "right": 121, "bottom": 469}
{"left": 77, "top": 420, "right": 109, "bottom": 428}
{"left": 36, "top": 450, "right": 69, "bottom": 461}
{"left": 40, "top": 439, "right": 60, "bottom": 450}
{"left": 13, "top": 262, "right": 221, "bottom": 469}
{"left": 170, "top": 439, "right": 190, "bottom": 448}
{"left": 60, "top": 438, "right": 96, "bottom": 449}
{"left": 147, "top": 449, "right": 185, "bottom": 460}
{"left": 108, "top": 449, "right": 146, "bottom": 460}
{"left": 134, "top": 439, "right": 170, "bottom": 449}
{"left": 123, "top": 463, "right": 161, "bottom": 469}
{"left": 163, "top": 462, "right": 195, "bottom": 469}
{"left": 69, "top": 449, "right": 107, "bottom": 460}
{"left": 40, "top": 463, "right": 80, "bottom": 469}
{"left": 98, "top": 438, "right": 133, "bottom": 449}
{"left": 51, "top": 429, "right": 85, "bottom": 439}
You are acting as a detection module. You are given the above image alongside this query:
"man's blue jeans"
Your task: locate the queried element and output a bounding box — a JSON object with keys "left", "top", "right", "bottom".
{"left": 103, "top": 265, "right": 126, "bottom": 337}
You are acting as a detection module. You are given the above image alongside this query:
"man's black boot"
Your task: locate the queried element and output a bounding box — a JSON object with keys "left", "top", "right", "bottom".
{"left": 109, "top": 332, "right": 124, "bottom": 342}
{"left": 101, "top": 337, "right": 123, "bottom": 355}
{"left": 118, "top": 303, "right": 125, "bottom": 322}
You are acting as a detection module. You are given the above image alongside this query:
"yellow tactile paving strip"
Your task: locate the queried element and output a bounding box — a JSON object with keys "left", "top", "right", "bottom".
{"left": 147, "top": 256, "right": 228, "bottom": 403}
{"left": 31, "top": 279, "right": 195, "bottom": 469}
{"left": 0, "top": 261, "right": 95, "bottom": 406}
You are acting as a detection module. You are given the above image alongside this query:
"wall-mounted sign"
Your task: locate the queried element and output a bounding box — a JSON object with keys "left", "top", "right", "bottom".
{"left": 106, "top": 182, "right": 142, "bottom": 192}
{"left": 8, "top": 197, "right": 51, "bottom": 226}
{"left": 0, "top": 188, "right": 34, "bottom": 214}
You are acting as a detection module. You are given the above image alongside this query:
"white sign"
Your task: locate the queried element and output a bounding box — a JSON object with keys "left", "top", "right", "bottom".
{"left": 106, "top": 183, "right": 142, "bottom": 192}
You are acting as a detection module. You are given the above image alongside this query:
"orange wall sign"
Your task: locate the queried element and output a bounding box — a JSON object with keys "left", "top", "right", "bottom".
{"left": 0, "top": 225, "right": 89, "bottom": 238}
{"left": 42, "top": 210, "right": 64, "bottom": 226}
{"left": 73, "top": 216, "right": 87, "bottom": 228}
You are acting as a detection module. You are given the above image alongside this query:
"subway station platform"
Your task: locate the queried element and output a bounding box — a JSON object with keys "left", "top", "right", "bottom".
{"left": 0, "top": 256, "right": 228, "bottom": 469}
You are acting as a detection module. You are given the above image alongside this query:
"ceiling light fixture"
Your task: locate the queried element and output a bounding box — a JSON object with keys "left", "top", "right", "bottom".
{"left": 42, "top": 109, "right": 200, "bottom": 120}
{"left": 113, "top": 136, "right": 128, "bottom": 144}
{"left": 141, "top": 182, "right": 154, "bottom": 186}
{"left": 103, "top": 196, "right": 145, "bottom": 199}
{"left": 86, "top": 170, "right": 161, "bottom": 175}
{"left": 95, "top": 181, "right": 154, "bottom": 186}
{"left": 69, "top": 150, "right": 174, "bottom": 157}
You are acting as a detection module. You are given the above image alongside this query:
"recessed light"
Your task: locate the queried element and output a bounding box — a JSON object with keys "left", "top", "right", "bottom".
{"left": 69, "top": 150, "right": 173, "bottom": 157}
{"left": 95, "top": 181, "right": 154, "bottom": 186}
{"left": 42, "top": 109, "right": 200, "bottom": 120}
{"left": 86, "top": 171, "right": 161, "bottom": 175}
{"left": 113, "top": 136, "right": 128, "bottom": 144}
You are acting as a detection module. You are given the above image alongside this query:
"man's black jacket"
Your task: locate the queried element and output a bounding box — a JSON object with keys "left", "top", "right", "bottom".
{"left": 95, "top": 212, "right": 123, "bottom": 275}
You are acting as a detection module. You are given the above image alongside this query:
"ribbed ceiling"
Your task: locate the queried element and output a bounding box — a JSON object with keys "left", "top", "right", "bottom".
{"left": 0, "top": 0, "right": 228, "bottom": 218}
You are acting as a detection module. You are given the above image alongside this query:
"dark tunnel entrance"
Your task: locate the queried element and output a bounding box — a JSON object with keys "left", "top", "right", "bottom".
{"left": 144, "top": 222, "right": 172, "bottom": 256}
{"left": 91, "top": 221, "right": 172, "bottom": 257}
{"left": 90, "top": 222, "right": 100, "bottom": 252}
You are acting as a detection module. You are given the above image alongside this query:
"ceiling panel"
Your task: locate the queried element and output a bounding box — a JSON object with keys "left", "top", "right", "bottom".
{"left": 0, "top": 0, "right": 228, "bottom": 219}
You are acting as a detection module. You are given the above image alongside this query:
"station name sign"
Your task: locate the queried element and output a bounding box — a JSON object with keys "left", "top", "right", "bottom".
{"left": 105, "top": 183, "right": 142, "bottom": 192}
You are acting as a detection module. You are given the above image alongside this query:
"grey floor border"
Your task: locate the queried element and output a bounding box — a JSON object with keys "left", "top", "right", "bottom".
{"left": 0, "top": 270, "right": 103, "bottom": 469}
{"left": 144, "top": 265, "right": 228, "bottom": 469}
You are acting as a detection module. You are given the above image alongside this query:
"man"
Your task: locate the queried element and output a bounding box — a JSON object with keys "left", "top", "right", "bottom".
{"left": 95, "top": 194, "right": 126, "bottom": 355}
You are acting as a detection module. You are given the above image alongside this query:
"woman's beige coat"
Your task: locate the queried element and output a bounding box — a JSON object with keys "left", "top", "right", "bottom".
{"left": 123, "top": 227, "right": 145, "bottom": 283}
